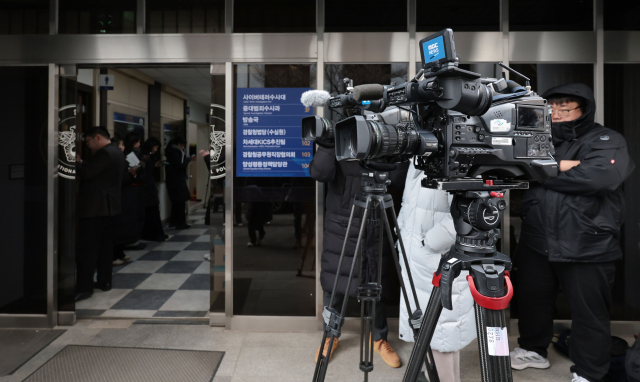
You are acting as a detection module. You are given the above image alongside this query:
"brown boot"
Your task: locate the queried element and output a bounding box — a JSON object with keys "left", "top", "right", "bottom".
{"left": 315, "top": 337, "right": 339, "bottom": 363}
{"left": 373, "top": 338, "right": 401, "bottom": 368}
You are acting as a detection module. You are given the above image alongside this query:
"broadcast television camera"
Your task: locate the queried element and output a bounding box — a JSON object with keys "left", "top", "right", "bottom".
{"left": 301, "top": 28, "right": 558, "bottom": 190}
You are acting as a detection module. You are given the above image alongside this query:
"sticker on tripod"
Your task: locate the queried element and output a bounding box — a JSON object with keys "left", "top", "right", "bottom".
{"left": 490, "top": 119, "right": 511, "bottom": 132}
{"left": 492, "top": 137, "right": 512, "bottom": 146}
{"left": 486, "top": 327, "right": 509, "bottom": 356}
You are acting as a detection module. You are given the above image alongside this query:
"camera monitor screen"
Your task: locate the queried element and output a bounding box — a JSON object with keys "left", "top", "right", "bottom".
{"left": 517, "top": 105, "right": 545, "bottom": 131}
{"left": 419, "top": 29, "right": 456, "bottom": 70}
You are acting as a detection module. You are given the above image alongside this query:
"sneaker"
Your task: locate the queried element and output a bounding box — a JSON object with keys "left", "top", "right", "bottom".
{"left": 247, "top": 242, "right": 254, "bottom": 247}
{"left": 122, "top": 256, "right": 131, "bottom": 262}
{"left": 204, "top": 254, "right": 211, "bottom": 261}
{"left": 113, "top": 259, "right": 124, "bottom": 266}
{"left": 373, "top": 339, "right": 401, "bottom": 368}
{"left": 510, "top": 347, "right": 550, "bottom": 370}
{"left": 315, "top": 337, "right": 339, "bottom": 363}
{"left": 572, "top": 373, "right": 589, "bottom": 382}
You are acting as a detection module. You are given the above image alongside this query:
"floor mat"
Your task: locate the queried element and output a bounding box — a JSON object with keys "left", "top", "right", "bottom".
{"left": 23, "top": 345, "right": 224, "bottom": 382}
{"left": 0, "top": 328, "right": 65, "bottom": 376}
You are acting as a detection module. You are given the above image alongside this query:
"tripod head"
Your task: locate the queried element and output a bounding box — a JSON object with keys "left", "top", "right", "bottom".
{"left": 358, "top": 160, "right": 399, "bottom": 195}
{"left": 451, "top": 190, "right": 507, "bottom": 255}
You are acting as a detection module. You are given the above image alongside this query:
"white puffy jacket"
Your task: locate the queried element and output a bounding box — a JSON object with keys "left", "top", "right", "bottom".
{"left": 396, "top": 163, "right": 477, "bottom": 352}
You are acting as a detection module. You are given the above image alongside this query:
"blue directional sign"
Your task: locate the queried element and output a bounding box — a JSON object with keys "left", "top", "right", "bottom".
{"left": 236, "top": 88, "right": 313, "bottom": 177}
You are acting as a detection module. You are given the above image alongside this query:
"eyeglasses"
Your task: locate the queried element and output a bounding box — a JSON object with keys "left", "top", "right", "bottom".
{"left": 550, "top": 107, "right": 580, "bottom": 117}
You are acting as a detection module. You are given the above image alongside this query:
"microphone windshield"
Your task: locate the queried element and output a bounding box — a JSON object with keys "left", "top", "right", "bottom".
{"left": 352, "top": 84, "right": 384, "bottom": 102}
{"left": 300, "top": 90, "right": 331, "bottom": 107}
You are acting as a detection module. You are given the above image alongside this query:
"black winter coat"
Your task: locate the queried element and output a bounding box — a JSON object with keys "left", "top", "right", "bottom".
{"left": 77, "top": 143, "right": 126, "bottom": 218}
{"left": 310, "top": 146, "right": 408, "bottom": 296}
{"left": 165, "top": 145, "right": 192, "bottom": 204}
{"left": 519, "top": 83, "right": 635, "bottom": 262}
{"left": 112, "top": 164, "right": 145, "bottom": 246}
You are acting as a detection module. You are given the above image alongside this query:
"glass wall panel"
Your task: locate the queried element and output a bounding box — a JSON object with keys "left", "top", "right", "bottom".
{"left": 323, "top": 63, "right": 408, "bottom": 319}
{"left": 233, "top": 64, "right": 317, "bottom": 316}
{"left": 146, "top": 0, "right": 224, "bottom": 33}
{"left": 0, "top": 0, "right": 49, "bottom": 35}
{"left": 59, "top": 0, "right": 136, "bottom": 34}
{"left": 604, "top": 0, "right": 640, "bottom": 30}
{"left": 508, "top": 64, "right": 595, "bottom": 321}
{"left": 510, "top": 0, "right": 592, "bottom": 31}
{"left": 603, "top": 64, "right": 640, "bottom": 321}
{"left": 209, "top": 69, "right": 226, "bottom": 314}
{"left": 417, "top": 0, "right": 500, "bottom": 32}
{"left": 0, "top": 67, "right": 49, "bottom": 314}
{"left": 234, "top": 0, "right": 315, "bottom": 33}
{"left": 325, "top": 0, "right": 407, "bottom": 32}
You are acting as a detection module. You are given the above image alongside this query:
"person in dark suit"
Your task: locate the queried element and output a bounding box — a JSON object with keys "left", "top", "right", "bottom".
{"left": 75, "top": 126, "right": 126, "bottom": 301}
{"left": 165, "top": 136, "right": 193, "bottom": 229}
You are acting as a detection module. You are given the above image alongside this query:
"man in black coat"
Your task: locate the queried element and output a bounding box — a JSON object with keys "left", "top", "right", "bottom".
{"left": 510, "top": 84, "right": 635, "bottom": 382}
{"left": 310, "top": 144, "right": 408, "bottom": 368}
{"left": 165, "top": 136, "right": 193, "bottom": 229}
{"left": 75, "top": 126, "right": 126, "bottom": 301}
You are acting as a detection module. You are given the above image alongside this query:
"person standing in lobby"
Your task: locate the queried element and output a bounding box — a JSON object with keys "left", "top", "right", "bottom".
{"left": 75, "top": 126, "right": 126, "bottom": 301}
{"left": 165, "top": 136, "right": 193, "bottom": 230}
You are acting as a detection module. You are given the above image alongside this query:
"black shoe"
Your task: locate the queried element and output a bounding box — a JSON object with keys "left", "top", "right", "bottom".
{"left": 93, "top": 282, "right": 112, "bottom": 292}
{"left": 75, "top": 291, "right": 93, "bottom": 302}
{"left": 124, "top": 243, "right": 147, "bottom": 250}
{"left": 175, "top": 224, "right": 191, "bottom": 230}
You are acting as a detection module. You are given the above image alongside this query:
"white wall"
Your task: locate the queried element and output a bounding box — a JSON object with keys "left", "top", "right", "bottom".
{"left": 187, "top": 100, "right": 209, "bottom": 125}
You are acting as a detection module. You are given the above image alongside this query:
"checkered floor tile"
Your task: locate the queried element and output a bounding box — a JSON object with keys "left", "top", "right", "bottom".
{"left": 76, "top": 210, "right": 212, "bottom": 319}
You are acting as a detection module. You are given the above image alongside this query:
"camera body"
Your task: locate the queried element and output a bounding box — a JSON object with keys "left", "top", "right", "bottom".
{"left": 300, "top": 28, "right": 558, "bottom": 189}
{"left": 416, "top": 98, "right": 557, "bottom": 186}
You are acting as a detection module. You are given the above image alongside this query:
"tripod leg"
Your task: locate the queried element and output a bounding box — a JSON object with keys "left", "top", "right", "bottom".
{"left": 328, "top": 205, "right": 357, "bottom": 308}
{"left": 474, "top": 304, "right": 512, "bottom": 382}
{"left": 403, "top": 287, "right": 444, "bottom": 382}
{"left": 467, "top": 273, "right": 513, "bottom": 382}
{"left": 383, "top": 210, "right": 440, "bottom": 381}
{"left": 314, "top": 202, "right": 371, "bottom": 382}
{"left": 388, "top": 210, "right": 421, "bottom": 310}
{"left": 313, "top": 204, "right": 359, "bottom": 382}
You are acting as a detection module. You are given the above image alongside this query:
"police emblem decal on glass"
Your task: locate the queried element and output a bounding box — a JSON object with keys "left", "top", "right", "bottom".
{"left": 486, "top": 327, "right": 509, "bottom": 356}
{"left": 58, "top": 104, "right": 77, "bottom": 180}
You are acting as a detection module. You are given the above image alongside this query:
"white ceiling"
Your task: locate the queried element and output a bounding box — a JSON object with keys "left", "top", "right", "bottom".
{"left": 137, "top": 67, "right": 211, "bottom": 109}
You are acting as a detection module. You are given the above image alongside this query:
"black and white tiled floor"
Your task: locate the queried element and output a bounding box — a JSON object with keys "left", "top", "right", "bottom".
{"left": 76, "top": 210, "right": 212, "bottom": 319}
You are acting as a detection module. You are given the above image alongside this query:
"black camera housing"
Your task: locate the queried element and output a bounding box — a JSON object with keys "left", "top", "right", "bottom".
{"left": 415, "top": 97, "right": 557, "bottom": 187}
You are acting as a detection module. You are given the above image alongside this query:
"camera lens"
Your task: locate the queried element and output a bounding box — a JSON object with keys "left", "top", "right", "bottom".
{"left": 301, "top": 116, "right": 335, "bottom": 145}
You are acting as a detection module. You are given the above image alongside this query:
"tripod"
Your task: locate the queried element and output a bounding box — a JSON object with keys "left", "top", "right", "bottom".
{"left": 403, "top": 179, "right": 524, "bottom": 382}
{"left": 313, "top": 162, "right": 441, "bottom": 382}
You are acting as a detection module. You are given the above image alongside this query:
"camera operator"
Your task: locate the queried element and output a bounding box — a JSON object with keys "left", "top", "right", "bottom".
{"left": 511, "top": 83, "right": 635, "bottom": 382}
{"left": 310, "top": 142, "right": 408, "bottom": 368}
{"left": 396, "top": 162, "right": 476, "bottom": 382}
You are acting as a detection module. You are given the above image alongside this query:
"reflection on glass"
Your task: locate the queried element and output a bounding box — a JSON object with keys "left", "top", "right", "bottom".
{"left": 232, "top": 64, "right": 317, "bottom": 316}
{"left": 510, "top": 0, "right": 592, "bottom": 31}
{"left": 0, "top": 67, "right": 49, "bottom": 314}
{"left": 146, "top": 0, "right": 224, "bottom": 33}
{"left": 417, "top": 0, "right": 499, "bottom": 32}
{"left": 209, "top": 74, "right": 226, "bottom": 313}
{"left": 0, "top": 0, "right": 49, "bottom": 34}
{"left": 604, "top": 0, "right": 640, "bottom": 31}
{"left": 234, "top": 0, "right": 315, "bottom": 33}
{"left": 59, "top": 0, "right": 136, "bottom": 34}
{"left": 603, "top": 64, "right": 640, "bottom": 320}
{"left": 325, "top": 0, "right": 407, "bottom": 32}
